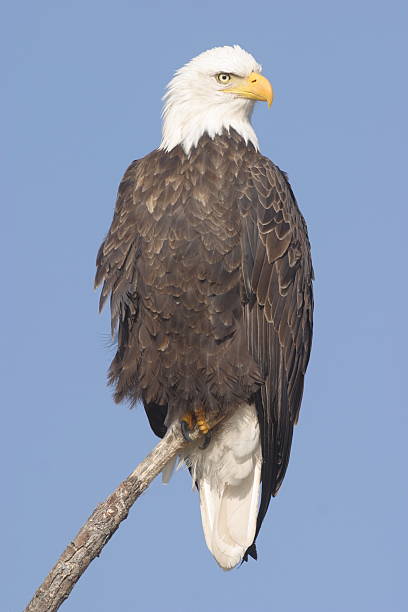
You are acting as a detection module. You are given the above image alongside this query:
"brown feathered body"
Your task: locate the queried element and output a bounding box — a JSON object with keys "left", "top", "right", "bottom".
{"left": 95, "top": 129, "right": 313, "bottom": 559}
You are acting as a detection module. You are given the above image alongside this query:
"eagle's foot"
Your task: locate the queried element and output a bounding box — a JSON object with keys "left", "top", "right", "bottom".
{"left": 195, "top": 407, "right": 210, "bottom": 434}
{"left": 199, "top": 433, "right": 211, "bottom": 450}
{"left": 195, "top": 407, "right": 212, "bottom": 449}
{"left": 180, "top": 407, "right": 211, "bottom": 447}
{"left": 180, "top": 412, "right": 195, "bottom": 442}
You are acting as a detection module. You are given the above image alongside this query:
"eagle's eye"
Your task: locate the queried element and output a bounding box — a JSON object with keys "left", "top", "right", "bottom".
{"left": 216, "top": 73, "right": 231, "bottom": 85}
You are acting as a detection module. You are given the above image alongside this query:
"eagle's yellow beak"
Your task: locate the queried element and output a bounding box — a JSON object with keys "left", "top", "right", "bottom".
{"left": 223, "top": 72, "right": 273, "bottom": 107}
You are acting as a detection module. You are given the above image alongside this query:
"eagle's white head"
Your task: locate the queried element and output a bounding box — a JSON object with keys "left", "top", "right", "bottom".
{"left": 159, "top": 45, "right": 273, "bottom": 154}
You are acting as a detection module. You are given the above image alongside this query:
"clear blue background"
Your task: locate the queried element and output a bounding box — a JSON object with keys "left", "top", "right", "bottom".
{"left": 2, "top": 1, "right": 407, "bottom": 610}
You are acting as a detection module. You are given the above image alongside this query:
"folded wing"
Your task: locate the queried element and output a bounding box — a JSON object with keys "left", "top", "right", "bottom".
{"left": 238, "top": 157, "right": 314, "bottom": 557}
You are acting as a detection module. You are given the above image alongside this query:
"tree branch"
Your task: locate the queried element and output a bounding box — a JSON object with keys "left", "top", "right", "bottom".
{"left": 24, "top": 417, "right": 219, "bottom": 612}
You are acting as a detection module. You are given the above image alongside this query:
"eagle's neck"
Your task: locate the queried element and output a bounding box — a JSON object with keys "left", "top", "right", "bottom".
{"left": 159, "top": 96, "right": 259, "bottom": 155}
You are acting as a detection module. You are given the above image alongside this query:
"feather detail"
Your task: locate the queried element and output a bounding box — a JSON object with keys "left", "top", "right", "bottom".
{"left": 95, "top": 128, "right": 313, "bottom": 564}
{"left": 161, "top": 456, "right": 177, "bottom": 484}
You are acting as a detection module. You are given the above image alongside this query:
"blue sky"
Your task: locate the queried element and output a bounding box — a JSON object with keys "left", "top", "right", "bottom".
{"left": 1, "top": 1, "right": 407, "bottom": 610}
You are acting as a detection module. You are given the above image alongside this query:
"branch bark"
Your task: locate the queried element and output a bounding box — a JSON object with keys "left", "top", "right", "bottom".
{"left": 24, "top": 418, "right": 217, "bottom": 612}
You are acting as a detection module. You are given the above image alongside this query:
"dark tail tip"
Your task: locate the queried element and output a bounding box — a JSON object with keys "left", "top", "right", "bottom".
{"left": 242, "top": 542, "right": 258, "bottom": 565}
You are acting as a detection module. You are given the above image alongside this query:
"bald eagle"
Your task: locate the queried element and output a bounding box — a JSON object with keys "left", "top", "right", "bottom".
{"left": 95, "top": 45, "right": 313, "bottom": 570}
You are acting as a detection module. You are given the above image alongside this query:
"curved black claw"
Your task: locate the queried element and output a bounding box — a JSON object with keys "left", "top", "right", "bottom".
{"left": 181, "top": 419, "right": 193, "bottom": 442}
{"left": 199, "top": 432, "right": 211, "bottom": 450}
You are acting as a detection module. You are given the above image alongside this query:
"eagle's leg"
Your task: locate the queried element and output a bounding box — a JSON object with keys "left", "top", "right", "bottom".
{"left": 180, "top": 408, "right": 212, "bottom": 448}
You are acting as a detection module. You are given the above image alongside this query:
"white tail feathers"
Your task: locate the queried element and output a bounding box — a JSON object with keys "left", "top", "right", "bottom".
{"left": 184, "top": 403, "right": 262, "bottom": 570}
{"left": 161, "top": 455, "right": 177, "bottom": 484}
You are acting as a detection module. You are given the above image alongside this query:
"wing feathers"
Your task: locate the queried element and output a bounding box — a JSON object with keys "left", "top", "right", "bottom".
{"left": 240, "top": 156, "right": 313, "bottom": 553}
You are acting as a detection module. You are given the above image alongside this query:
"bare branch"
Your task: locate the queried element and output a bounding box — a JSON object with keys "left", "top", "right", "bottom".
{"left": 24, "top": 416, "right": 221, "bottom": 612}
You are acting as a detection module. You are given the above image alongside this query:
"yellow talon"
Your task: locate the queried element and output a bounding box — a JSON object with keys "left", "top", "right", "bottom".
{"left": 195, "top": 407, "right": 210, "bottom": 434}
{"left": 181, "top": 408, "right": 210, "bottom": 438}
{"left": 181, "top": 412, "right": 195, "bottom": 431}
